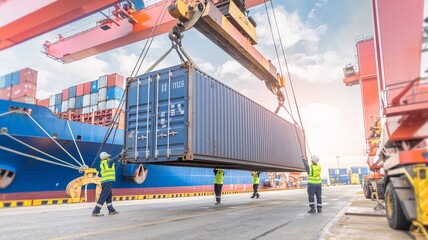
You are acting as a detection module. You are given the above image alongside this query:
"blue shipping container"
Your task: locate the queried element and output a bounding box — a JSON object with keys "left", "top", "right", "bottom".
{"left": 329, "top": 168, "right": 347, "bottom": 176}
{"left": 124, "top": 63, "right": 305, "bottom": 172}
{"left": 0, "top": 76, "right": 5, "bottom": 88}
{"left": 55, "top": 93, "right": 62, "bottom": 105}
{"left": 133, "top": 0, "right": 145, "bottom": 10}
{"left": 107, "top": 86, "right": 124, "bottom": 100}
{"left": 11, "top": 71, "right": 20, "bottom": 85}
{"left": 340, "top": 174, "right": 349, "bottom": 185}
{"left": 69, "top": 86, "right": 77, "bottom": 98}
{"left": 54, "top": 104, "right": 61, "bottom": 113}
{"left": 91, "top": 80, "right": 98, "bottom": 93}
{"left": 4, "top": 74, "right": 12, "bottom": 87}
{"left": 351, "top": 166, "right": 369, "bottom": 175}
{"left": 75, "top": 96, "right": 83, "bottom": 109}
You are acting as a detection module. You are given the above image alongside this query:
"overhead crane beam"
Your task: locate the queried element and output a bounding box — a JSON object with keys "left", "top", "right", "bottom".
{"left": 0, "top": 0, "right": 120, "bottom": 51}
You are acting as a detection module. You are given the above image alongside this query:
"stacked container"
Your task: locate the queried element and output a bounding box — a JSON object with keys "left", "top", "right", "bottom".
{"left": 0, "top": 68, "right": 37, "bottom": 104}
{"left": 350, "top": 166, "right": 369, "bottom": 185}
{"left": 328, "top": 168, "right": 348, "bottom": 185}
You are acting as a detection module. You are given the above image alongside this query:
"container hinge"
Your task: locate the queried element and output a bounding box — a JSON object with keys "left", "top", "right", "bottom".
{"left": 169, "top": 131, "right": 178, "bottom": 136}
{"left": 167, "top": 149, "right": 171, "bottom": 158}
{"left": 155, "top": 150, "right": 159, "bottom": 158}
{"left": 158, "top": 133, "right": 168, "bottom": 138}
{"left": 145, "top": 150, "right": 150, "bottom": 159}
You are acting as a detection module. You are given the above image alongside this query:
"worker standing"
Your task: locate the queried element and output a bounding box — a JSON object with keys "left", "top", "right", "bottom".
{"left": 213, "top": 169, "right": 224, "bottom": 205}
{"left": 92, "top": 149, "right": 125, "bottom": 217}
{"left": 251, "top": 171, "right": 260, "bottom": 198}
{"left": 302, "top": 155, "right": 322, "bottom": 213}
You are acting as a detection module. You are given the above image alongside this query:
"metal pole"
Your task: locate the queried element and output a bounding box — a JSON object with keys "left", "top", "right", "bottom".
{"left": 336, "top": 155, "right": 340, "bottom": 184}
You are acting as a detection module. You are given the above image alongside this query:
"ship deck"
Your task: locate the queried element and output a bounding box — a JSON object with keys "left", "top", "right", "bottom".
{"left": 0, "top": 185, "right": 416, "bottom": 240}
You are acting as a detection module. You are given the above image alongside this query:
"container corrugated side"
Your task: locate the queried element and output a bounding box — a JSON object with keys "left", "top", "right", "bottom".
{"left": 124, "top": 63, "right": 305, "bottom": 172}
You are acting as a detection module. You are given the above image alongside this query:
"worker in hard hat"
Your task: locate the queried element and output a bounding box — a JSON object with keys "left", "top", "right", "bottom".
{"left": 213, "top": 169, "right": 225, "bottom": 205}
{"left": 250, "top": 171, "right": 260, "bottom": 198}
{"left": 92, "top": 149, "right": 126, "bottom": 217}
{"left": 302, "top": 155, "right": 322, "bottom": 213}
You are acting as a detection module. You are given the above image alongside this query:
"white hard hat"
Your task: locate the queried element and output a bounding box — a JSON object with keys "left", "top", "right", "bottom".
{"left": 312, "top": 155, "right": 320, "bottom": 163}
{"left": 99, "top": 152, "right": 110, "bottom": 160}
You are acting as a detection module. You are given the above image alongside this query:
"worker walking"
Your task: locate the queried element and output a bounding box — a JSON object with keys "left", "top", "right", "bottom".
{"left": 302, "top": 155, "right": 322, "bottom": 213}
{"left": 92, "top": 149, "right": 125, "bottom": 217}
{"left": 251, "top": 171, "right": 260, "bottom": 198}
{"left": 213, "top": 169, "right": 224, "bottom": 205}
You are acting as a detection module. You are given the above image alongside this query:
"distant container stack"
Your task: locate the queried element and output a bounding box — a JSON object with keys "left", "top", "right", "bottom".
{"left": 351, "top": 166, "right": 369, "bottom": 184}
{"left": 0, "top": 68, "right": 37, "bottom": 104}
{"left": 328, "top": 168, "right": 348, "bottom": 185}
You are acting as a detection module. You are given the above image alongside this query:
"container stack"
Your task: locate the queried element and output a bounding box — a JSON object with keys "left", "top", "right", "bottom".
{"left": 350, "top": 166, "right": 369, "bottom": 184}
{"left": 0, "top": 68, "right": 37, "bottom": 104}
{"left": 328, "top": 168, "right": 348, "bottom": 185}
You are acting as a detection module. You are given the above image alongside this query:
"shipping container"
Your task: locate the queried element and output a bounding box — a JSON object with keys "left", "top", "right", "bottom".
{"left": 90, "top": 104, "right": 98, "bottom": 112}
{"left": 106, "top": 99, "right": 121, "bottom": 109}
{"left": 91, "top": 80, "right": 98, "bottom": 93}
{"left": 98, "top": 100, "right": 106, "bottom": 110}
{"left": 82, "top": 106, "right": 90, "bottom": 114}
{"left": 83, "top": 94, "right": 90, "bottom": 107}
{"left": 75, "top": 96, "right": 83, "bottom": 109}
{"left": 69, "top": 86, "right": 76, "bottom": 98}
{"left": 0, "top": 87, "right": 11, "bottom": 100}
{"left": 68, "top": 97, "right": 76, "bottom": 109}
{"left": 76, "top": 84, "right": 84, "bottom": 96}
{"left": 49, "top": 106, "right": 55, "bottom": 112}
{"left": 107, "top": 86, "right": 123, "bottom": 100}
{"left": 62, "top": 88, "right": 69, "bottom": 100}
{"left": 99, "top": 75, "right": 107, "bottom": 88}
{"left": 11, "top": 71, "right": 20, "bottom": 85}
{"left": 107, "top": 73, "right": 124, "bottom": 88}
{"left": 328, "top": 168, "right": 347, "bottom": 176}
{"left": 83, "top": 82, "right": 91, "bottom": 95}
{"left": 98, "top": 87, "right": 107, "bottom": 102}
{"left": 54, "top": 104, "right": 61, "bottom": 113}
{"left": 49, "top": 95, "right": 55, "bottom": 106}
{"left": 90, "top": 93, "right": 98, "bottom": 106}
{"left": 4, "top": 74, "right": 12, "bottom": 87}
{"left": 55, "top": 93, "right": 62, "bottom": 105}
{"left": 11, "top": 83, "right": 36, "bottom": 99}
{"left": 19, "top": 68, "right": 37, "bottom": 85}
{"left": 12, "top": 96, "right": 36, "bottom": 104}
{"left": 350, "top": 166, "right": 369, "bottom": 175}
{"left": 37, "top": 98, "right": 50, "bottom": 108}
{"left": 339, "top": 174, "right": 350, "bottom": 185}
{"left": 124, "top": 63, "right": 305, "bottom": 172}
{"left": 0, "top": 76, "right": 5, "bottom": 88}
{"left": 61, "top": 100, "right": 69, "bottom": 112}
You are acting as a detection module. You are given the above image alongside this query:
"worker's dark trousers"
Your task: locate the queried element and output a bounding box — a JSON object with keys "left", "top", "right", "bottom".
{"left": 93, "top": 182, "right": 115, "bottom": 213}
{"left": 307, "top": 183, "right": 322, "bottom": 210}
{"left": 214, "top": 184, "right": 223, "bottom": 203}
{"left": 253, "top": 184, "right": 259, "bottom": 194}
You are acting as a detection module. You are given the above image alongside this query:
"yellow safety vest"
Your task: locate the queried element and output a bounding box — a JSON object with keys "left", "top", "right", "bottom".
{"left": 252, "top": 173, "right": 259, "bottom": 184}
{"left": 308, "top": 164, "right": 322, "bottom": 184}
{"left": 100, "top": 159, "right": 116, "bottom": 183}
{"left": 214, "top": 170, "right": 224, "bottom": 184}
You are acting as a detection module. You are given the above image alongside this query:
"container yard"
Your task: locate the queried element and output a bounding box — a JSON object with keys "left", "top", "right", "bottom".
{"left": 0, "top": 0, "right": 427, "bottom": 239}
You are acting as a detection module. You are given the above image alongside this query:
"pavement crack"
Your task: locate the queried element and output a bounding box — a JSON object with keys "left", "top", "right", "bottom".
{"left": 250, "top": 220, "right": 294, "bottom": 240}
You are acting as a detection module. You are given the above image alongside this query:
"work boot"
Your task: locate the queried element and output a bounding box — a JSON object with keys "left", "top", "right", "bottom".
{"left": 109, "top": 211, "right": 119, "bottom": 215}
{"left": 214, "top": 202, "right": 221, "bottom": 205}
{"left": 256, "top": 193, "right": 260, "bottom": 199}
{"left": 92, "top": 212, "right": 104, "bottom": 217}
{"left": 251, "top": 193, "right": 256, "bottom": 198}
{"left": 307, "top": 208, "right": 316, "bottom": 214}
{"left": 317, "top": 207, "right": 322, "bottom": 213}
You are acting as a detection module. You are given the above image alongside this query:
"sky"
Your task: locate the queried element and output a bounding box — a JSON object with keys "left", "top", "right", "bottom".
{"left": 0, "top": 0, "right": 426, "bottom": 176}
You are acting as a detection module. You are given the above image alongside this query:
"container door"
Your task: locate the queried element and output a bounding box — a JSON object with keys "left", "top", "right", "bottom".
{"left": 152, "top": 69, "right": 188, "bottom": 159}
{"left": 125, "top": 75, "right": 154, "bottom": 160}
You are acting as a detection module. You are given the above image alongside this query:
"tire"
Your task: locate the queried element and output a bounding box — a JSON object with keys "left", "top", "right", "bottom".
{"left": 385, "top": 183, "right": 411, "bottom": 230}
{"left": 376, "top": 181, "right": 385, "bottom": 200}
{"left": 363, "top": 182, "right": 371, "bottom": 199}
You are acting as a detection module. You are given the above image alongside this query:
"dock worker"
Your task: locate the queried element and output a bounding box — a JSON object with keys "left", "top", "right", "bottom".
{"left": 251, "top": 171, "right": 260, "bottom": 198}
{"left": 302, "top": 155, "right": 322, "bottom": 213}
{"left": 213, "top": 169, "right": 225, "bottom": 205}
{"left": 92, "top": 149, "right": 126, "bottom": 217}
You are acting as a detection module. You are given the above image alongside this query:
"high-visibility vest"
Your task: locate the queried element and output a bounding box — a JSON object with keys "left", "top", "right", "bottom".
{"left": 308, "top": 164, "right": 322, "bottom": 184}
{"left": 214, "top": 170, "right": 224, "bottom": 184}
{"left": 100, "top": 159, "right": 116, "bottom": 183}
{"left": 252, "top": 173, "right": 259, "bottom": 184}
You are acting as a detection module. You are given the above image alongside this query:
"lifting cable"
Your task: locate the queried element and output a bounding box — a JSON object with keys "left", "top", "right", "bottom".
{"left": 66, "top": 121, "right": 86, "bottom": 166}
{"left": 264, "top": 0, "right": 312, "bottom": 158}
{"left": 91, "top": 0, "right": 172, "bottom": 168}
{"left": 0, "top": 146, "right": 80, "bottom": 170}
{"left": 1, "top": 132, "right": 80, "bottom": 169}
{"left": 25, "top": 113, "right": 84, "bottom": 167}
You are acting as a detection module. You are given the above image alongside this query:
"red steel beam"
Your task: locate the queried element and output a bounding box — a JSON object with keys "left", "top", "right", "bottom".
{"left": 0, "top": 0, "right": 119, "bottom": 51}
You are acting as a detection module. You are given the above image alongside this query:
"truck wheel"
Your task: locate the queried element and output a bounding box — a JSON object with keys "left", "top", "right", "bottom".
{"left": 385, "top": 183, "right": 411, "bottom": 230}
{"left": 363, "top": 182, "right": 371, "bottom": 199}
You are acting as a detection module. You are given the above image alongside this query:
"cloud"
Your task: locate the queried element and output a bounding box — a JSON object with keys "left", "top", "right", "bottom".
{"left": 308, "top": 0, "right": 328, "bottom": 22}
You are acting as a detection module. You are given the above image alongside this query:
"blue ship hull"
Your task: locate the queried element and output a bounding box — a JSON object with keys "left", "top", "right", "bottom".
{"left": 0, "top": 100, "right": 262, "bottom": 201}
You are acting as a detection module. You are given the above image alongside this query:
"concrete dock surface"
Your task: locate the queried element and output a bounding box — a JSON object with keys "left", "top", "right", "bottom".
{"left": 0, "top": 185, "right": 415, "bottom": 240}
